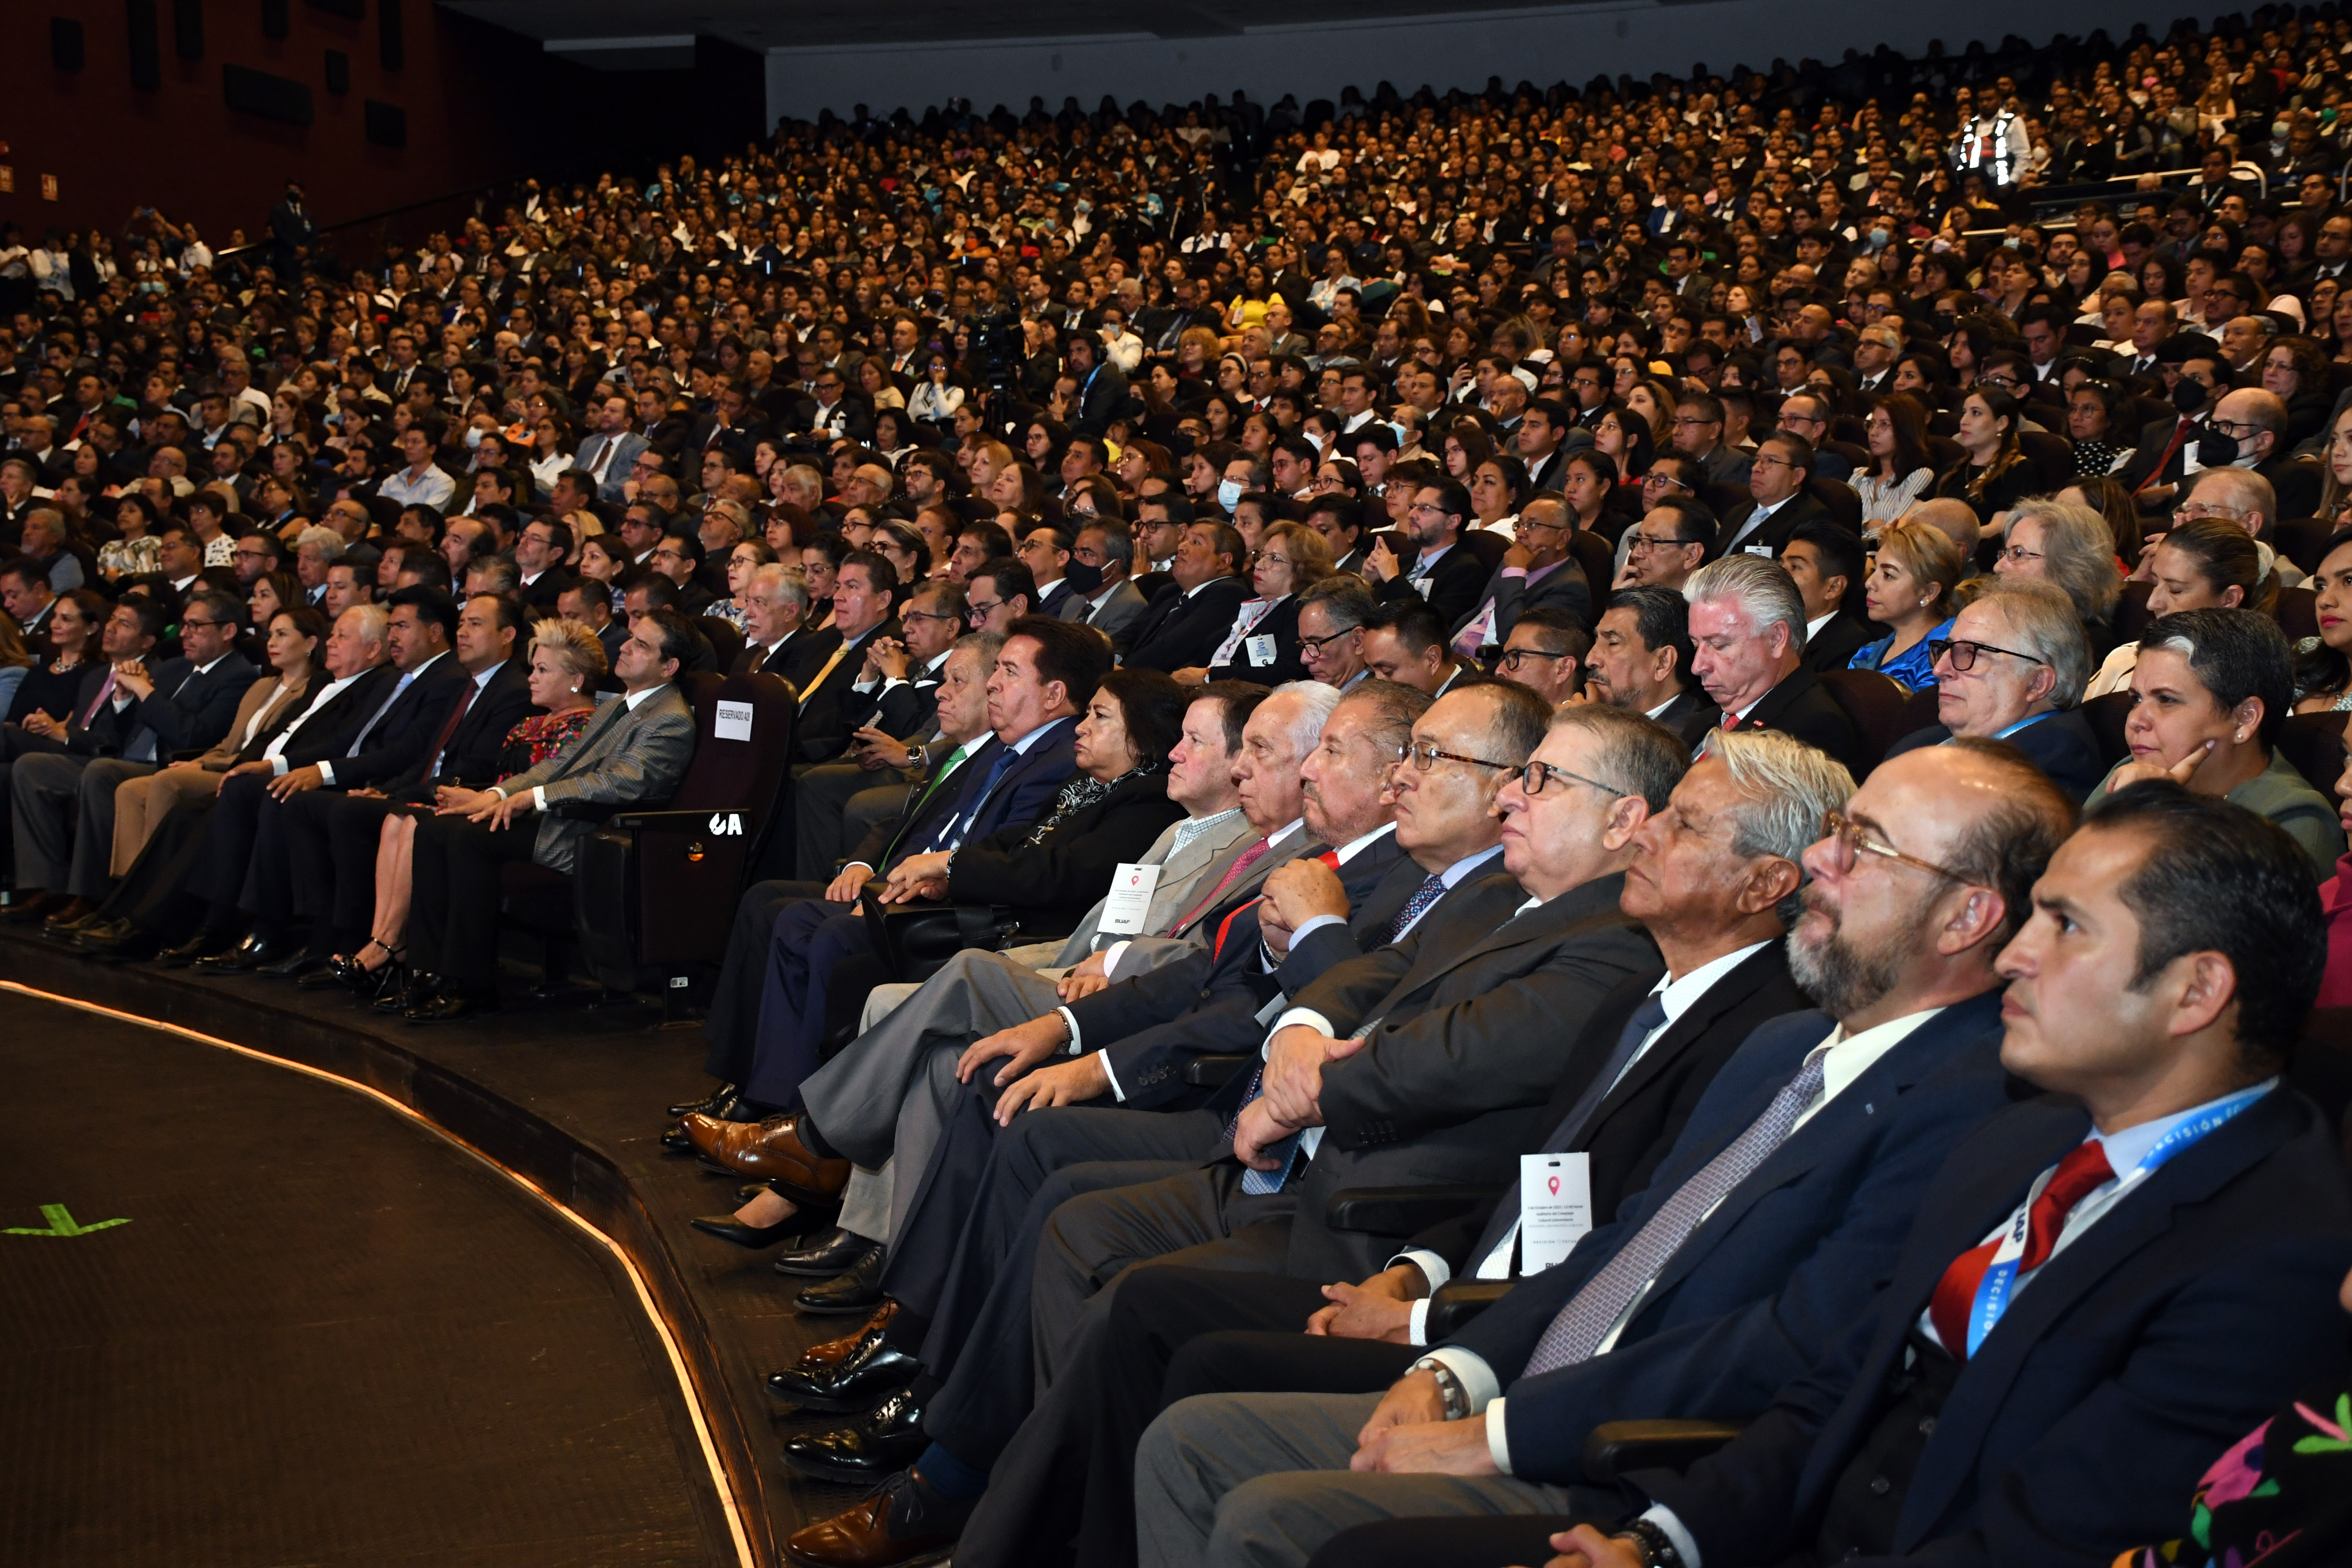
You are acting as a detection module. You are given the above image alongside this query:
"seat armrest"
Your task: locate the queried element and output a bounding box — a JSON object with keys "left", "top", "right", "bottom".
{"left": 1183, "top": 1053, "right": 1255, "bottom": 1088}
{"left": 1323, "top": 1185, "right": 1504, "bottom": 1236}
{"left": 549, "top": 798, "right": 627, "bottom": 822}
{"left": 1424, "top": 1279, "right": 1514, "bottom": 1341}
{"left": 604, "top": 806, "right": 750, "bottom": 833}
{"left": 1579, "top": 1420, "right": 1746, "bottom": 1485}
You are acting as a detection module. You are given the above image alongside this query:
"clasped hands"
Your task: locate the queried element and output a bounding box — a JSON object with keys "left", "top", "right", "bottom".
{"left": 434, "top": 784, "right": 536, "bottom": 829}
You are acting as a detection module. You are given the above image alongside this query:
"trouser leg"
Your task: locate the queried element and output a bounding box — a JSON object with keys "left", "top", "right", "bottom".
{"left": 68, "top": 759, "right": 148, "bottom": 897}
{"left": 11, "top": 751, "right": 88, "bottom": 890}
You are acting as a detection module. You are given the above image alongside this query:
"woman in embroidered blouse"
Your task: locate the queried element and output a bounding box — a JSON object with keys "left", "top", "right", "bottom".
{"left": 1851, "top": 520, "right": 1964, "bottom": 693}
{"left": 324, "top": 619, "right": 607, "bottom": 995}
{"left": 97, "top": 492, "right": 165, "bottom": 583}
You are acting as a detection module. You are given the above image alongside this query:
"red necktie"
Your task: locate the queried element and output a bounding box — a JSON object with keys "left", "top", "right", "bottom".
{"left": 1721, "top": 709, "right": 1739, "bottom": 730}
{"left": 1929, "top": 1140, "right": 2115, "bottom": 1358}
{"left": 424, "top": 679, "right": 477, "bottom": 778}
{"left": 2133, "top": 420, "right": 2194, "bottom": 496}
{"left": 1214, "top": 849, "right": 1340, "bottom": 961}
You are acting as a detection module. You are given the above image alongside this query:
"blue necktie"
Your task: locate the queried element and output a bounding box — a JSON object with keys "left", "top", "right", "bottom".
{"left": 931, "top": 744, "right": 1019, "bottom": 852}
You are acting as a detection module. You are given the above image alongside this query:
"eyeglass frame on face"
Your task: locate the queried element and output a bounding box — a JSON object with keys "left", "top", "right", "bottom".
{"left": 1820, "top": 807, "right": 1973, "bottom": 883}
{"left": 1296, "top": 626, "right": 1355, "bottom": 654}
{"left": 1928, "top": 636, "right": 2048, "bottom": 673}
{"left": 1997, "top": 542, "right": 2044, "bottom": 563}
{"left": 964, "top": 596, "right": 1004, "bottom": 623}
{"left": 1513, "top": 758, "right": 1629, "bottom": 798}
{"left": 900, "top": 607, "right": 961, "bottom": 629}
{"left": 1642, "top": 471, "right": 1690, "bottom": 493}
{"left": 2172, "top": 499, "right": 2246, "bottom": 523}
{"left": 1630, "top": 529, "right": 1699, "bottom": 553}
{"left": 1400, "top": 739, "right": 1515, "bottom": 774}
{"left": 1497, "top": 646, "right": 1572, "bottom": 673}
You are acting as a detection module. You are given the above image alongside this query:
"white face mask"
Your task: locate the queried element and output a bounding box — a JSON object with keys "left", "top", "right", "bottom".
{"left": 1216, "top": 478, "right": 1243, "bottom": 512}
{"left": 463, "top": 427, "right": 485, "bottom": 449}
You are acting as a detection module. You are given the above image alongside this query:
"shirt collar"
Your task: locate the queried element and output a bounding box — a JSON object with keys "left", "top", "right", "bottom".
{"left": 621, "top": 682, "right": 663, "bottom": 711}
{"left": 1649, "top": 939, "right": 1774, "bottom": 1022}
{"left": 1334, "top": 820, "right": 1398, "bottom": 863}
{"left": 1435, "top": 842, "right": 1506, "bottom": 887}
{"left": 2095, "top": 1078, "right": 2279, "bottom": 1172}
{"left": 1000, "top": 712, "right": 1069, "bottom": 755}
{"left": 1812, "top": 1005, "right": 1947, "bottom": 1106}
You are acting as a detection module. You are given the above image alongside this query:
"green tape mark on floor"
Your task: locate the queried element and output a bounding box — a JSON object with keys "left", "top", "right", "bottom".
{"left": 4, "top": 1203, "right": 131, "bottom": 1237}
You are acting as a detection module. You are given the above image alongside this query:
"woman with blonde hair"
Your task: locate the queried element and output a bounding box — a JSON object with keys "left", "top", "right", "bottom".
{"left": 1849, "top": 520, "right": 1966, "bottom": 691}
{"left": 322, "top": 620, "right": 607, "bottom": 997}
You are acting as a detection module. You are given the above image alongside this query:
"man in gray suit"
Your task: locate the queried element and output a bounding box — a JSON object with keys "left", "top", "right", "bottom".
{"left": 396, "top": 608, "right": 701, "bottom": 1021}
{"left": 727, "top": 682, "right": 1312, "bottom": 1254}
{"left": 1066, "top": 521, "right": 1150, "bottom": 655}
{"left": 572, "top": 389, "right": 649, "bottom": 503}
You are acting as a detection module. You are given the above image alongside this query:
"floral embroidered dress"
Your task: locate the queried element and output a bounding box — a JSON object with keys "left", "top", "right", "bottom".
{"left": 498, "top": 707, "right": 597, "bottom": 779}
{"left": 2113, "top": 1383, "right": 2352, "bottom": 1568}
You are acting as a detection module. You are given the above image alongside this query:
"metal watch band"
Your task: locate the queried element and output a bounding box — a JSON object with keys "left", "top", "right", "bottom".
{"left": 1614, "top": 1518, "right": 1685, "bottom": 1568}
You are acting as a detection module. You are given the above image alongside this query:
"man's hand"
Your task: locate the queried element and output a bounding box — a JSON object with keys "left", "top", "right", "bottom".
{"left": 436, "top": 786, "right": 494, "bottom": 815}
{"left": 1305, "top": 1264, "right": 1423, "bottom": 1342}
{"left": 881, "top": 849, "right": 953, "bottom": 903}
{"left": 1355, "top": 1369, "right": 1446, "bottom": 1446}
{"left": 867, "top": 637, "right": 912, "bottom": 683}
{"left": 850, "top": 725, "right": 914, "bottom": 771}
{"left": 824, "top": 861, "right": 875, "bottom": 904}
{"left": 990, "top": 1053, "right": 1110, "bottom": 1123}
{"left": 1352, "top": 1417, "right": 1496, "bottom": 1475}
{"left": 266, "top": 762, "right": 328, "bottom": 800}
{"left": 113, "top": 660, "right": 155, "bottom": 700}
{"left": 478, "top": 789, "right": 536, "bottom": 829}
{"left": 1055, "top": 971, "right": 1111, "bottom": 1003}
{"left": 1539, "top": 1526, "right": 1647, "bottom": 1568}
{"left": 1260, "top": 857, "right": 1349, "bottom": 932}
{"left": 957, "top": 1013, "right": 1072, "bottom": 1085}
{"left": 1231, "top": 1094, "right": 1302, "bottom": 1170}
{"left": 1262, "top": 1022, "right": 1335, "bottom": 1127}
{"left": 1366, "top": 534, "right": 1402, "bottom": 583}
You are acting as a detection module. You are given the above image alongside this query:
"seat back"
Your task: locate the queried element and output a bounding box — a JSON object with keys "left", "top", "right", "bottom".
{"left": 1805, "top": 475, "right": 1862, "bottom": 535}
{"left": 696, "top": 615, "right": 747, "bottom": 674}
{"left": 2113, "top": 579, "right": 2156, "bottom": 643}
{"left": 1567, "top": 528, "right": 1616, "bottom": 595}
{"left": 2080, "top": 690, "right": 2134, "bottom": 767}
{"left": 1456, "top": 528, "right": 1507, "bottom": 573}
{"left": 2276, "top": 709, "right": 2350, "bottom": 804}
{"left": 2276, "top": 585, "right": 2320, "bottom": 643}
{"left": 1815, "top": 667, "right": 1917, "bottom": 773}
{"left": 2017, "top": 430, "right": 2077, "bottom": 491}
{"left": 2274, "top": 516, "right": 2334, "bottom": 576}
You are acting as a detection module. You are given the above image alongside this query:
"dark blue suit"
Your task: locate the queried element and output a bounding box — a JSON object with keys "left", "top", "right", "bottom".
{"left": 1449, "top": 989, "right": 2020, "bottom": 1483}
{"left": 1638, "top": 1086, "right": 2352, "bottom": 1566}
{"left": 1884, "top": 708, "right": 2106, "bottom": 804}
{"left": 743, "top": 718, "right": 1081, "bottom": 1108}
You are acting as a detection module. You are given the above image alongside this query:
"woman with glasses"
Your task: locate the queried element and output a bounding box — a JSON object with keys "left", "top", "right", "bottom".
{"left": 2261, "top": 336, "right": 2333, "bottom": 449}
{"left": 1850, "top": 520, "right": 1964, "bottom": 692}
{"left": 1186, "top": 521, "right": 1333, "bottom": 686}
{"left": 2085, "top": 606, "right": 2344, "bottom": 880}
{"left": 2086, "top": 517, "right": 2268, "bottom": 697}
{"left": 1932, "top": 387, "right": 2038, "bottom": 529}
{"left": 1994, "top": 493, "right": 2124, "bottom": 647}
{"left": 1850, "top": 393, "right": 1936, "bottom": 528}
{"left": 2065, "top": 381, "right": 2134, "bottom": 477}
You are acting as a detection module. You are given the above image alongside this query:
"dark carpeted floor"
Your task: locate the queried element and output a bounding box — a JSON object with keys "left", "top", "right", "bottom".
{"left": 0, "top": 991, "right": 736, "bottom": 1567}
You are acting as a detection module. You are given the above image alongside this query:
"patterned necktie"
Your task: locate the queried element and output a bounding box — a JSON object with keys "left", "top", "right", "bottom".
{"left": 1383, "top": 869, "right": 1449, "bottom": 944}
{"left": 78, "top": 666, "right": 118, "bottom": 730}
{"left": 1171, "top": 836, "right": 1271, "bottom": 935}
{"left": 1928, "top": 1140, "right": 2115, "bottom": 1359}
{"left": 930, "top": 744, "right": 1020, "bottom": 852}
{"left": 1720, "top": 708, "right": 1739, "bottom": 730}
{"left": 1523, "top": 1045, "right": 1830, "bottom": 1375}
{"left": 1468, "top": 993, "right": 1669, "bottom": 1273}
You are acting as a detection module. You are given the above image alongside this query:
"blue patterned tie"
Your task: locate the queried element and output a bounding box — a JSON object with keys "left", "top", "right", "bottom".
{"left": 1382, "top": 870, "right": 1448, "bottom": 943}
{"left": 929, "top": 745, "right": 1019, "bottom": 851}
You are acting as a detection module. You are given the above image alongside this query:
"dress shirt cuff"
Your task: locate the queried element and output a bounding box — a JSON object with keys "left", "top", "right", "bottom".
{"left": 533, "top": 786, "right": 548, "bottom": 812}
{"left": 879, "top": 677, "right": 908, "bottom": 694}
{"left": 1485, "top": 1399, "right": 1515, "bottom": 1473}
{"left": 1640, "top": 1506, "right": 1703, "bottom": 1568}
{"left": 1056, "top": 1006, "right": 1083, "bottom": 1053}
{"left": 1267, "top": 1008, "right": 1336, "bottom": 1055}
{"left": 1424, "top": 1347, "right": 1500, "bottom": 1413}
{"left": 1408, "top": 1298, "right": 1432, "bottom": 1347}
{"left": 1289, "top": 913, "right": 1346, "bottom": 946}
{"left": 1501, "top": 567, "right": 1529, "bottom": 580}
{"left": 1100, "top": 939, "right": 1134, "bottom": 978}
{"left": 271, "top": 755, "right": 290, "bottom": 776}
{"left": 1392, "top": 1248, "right": 1451, "bottom": 1294}
{"left": 316, "top": 759, "right": 337, "bottom": 786}
{"left": 1094, "top": 1049, "right": 1125, "bottom": 1102}
{"left": 1299, "top": 1125, "right": 1327, "bottom": 1160}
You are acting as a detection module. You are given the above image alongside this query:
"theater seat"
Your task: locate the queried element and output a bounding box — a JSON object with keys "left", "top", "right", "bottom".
{"left": 2018, "top": 430, "right": 2077, "bottom": 491}
{"left": 1323, "top": 1184, "right": 1500, "bottom": 1237}
{"left": 2081, "top": 690, "right": 2134, "bottom": 767}
{"left": 1568, "top": 527, "right": 1615, "bottom": 595}
{"left": 1582, "top": 1420, "right": 1748, "bottom": 1483}
{"left": 2277, "top": 585, "right": 2319, "bottom": 643}
{"left": 1815, "top": 667, "right": 1918, "bottom": 772}
{"left": 2294, "top": 1007, "right": 2352, "bottom": 1161}
{"left": 541, "top": 672, "right": 799, "bottom": 1014}
{"left": 2274, "top": 517, "right": 2334, "bottom": 577}
{"left": 696, "top": 615, "right": 746, "bottom": 673}
{"left": 2276, "top": 710, "right": 2349, "bottom": 803}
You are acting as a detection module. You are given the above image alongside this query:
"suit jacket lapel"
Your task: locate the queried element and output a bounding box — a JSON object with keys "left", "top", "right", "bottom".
{"left": 1385, "top": 872, "right": 1620, "bottom": 1001}
{"left": 1594, "top": 947, "right": 1788, "bottom": 1123}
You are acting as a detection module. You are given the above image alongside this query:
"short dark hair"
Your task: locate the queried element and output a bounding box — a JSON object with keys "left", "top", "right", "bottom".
{"left": 1004, "top": 613, "right": 1112, "bottom": 709}
{"left": 973, "top": 558, "right": 1037, "bottom": 609}
{"left": 186, "top": 589, "right": 246, "bottom": 632}
{"left": 839, "top": 546, "right": 899, "bottom": 591}
{"left": 2084, "top": 780, "right": 2327, "bottom": 1066}
{"left": 1607, "top": 585, "right": 1697, "bottom": 677}
{"left": 2137, "top": 608, "right": 2295, "bottom": 748}
{"left": 958, "top": 520, "right": 1015, "bottom": 560}
{"left": 471, "top": 591, "right": 527, "bottom": 640}
{"left": 640, "top": 606, "right": 698, "bottom": 672}
{"left": 1477, "top": 678, "right": 1557, "bottom": 766}
{"left": 387, "top": 584, "right": 459, "bottom": 644}
{"left": 1368, "top": 597, "right": 1447, "bottom": 656}
{"left": 1194, "top": 680, "right": 1272, "bottom": 754}
{"left": 1646, "top": 496, "right": 1719, "bottom": 552}
{"left": 1510, "top": 605, "right": 1593, "bottom": 662}
{"left": 1096, "top": 666, "right": 1190, "bottom": 769}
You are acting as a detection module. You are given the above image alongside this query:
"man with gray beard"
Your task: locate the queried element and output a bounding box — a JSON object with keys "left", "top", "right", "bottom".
{"left": 1129, "top": 740, "right": 2080, "bottom": 1568}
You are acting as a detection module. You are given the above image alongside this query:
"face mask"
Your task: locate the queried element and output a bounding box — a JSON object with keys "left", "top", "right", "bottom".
{"left": 2172, "top": 377, "right": 2210, "bottom": 417}
{"left": 2197, "top": 421, "right": 2238, "bottom": 463}
{"left": 1062, "top": 559, "right": 1104, "bottom": 596}
{"left": 463, "top": 427, "right": 485, "bottom": 449}
{"left": 1216, "top": 479, "right": 1243, "bottom": 512}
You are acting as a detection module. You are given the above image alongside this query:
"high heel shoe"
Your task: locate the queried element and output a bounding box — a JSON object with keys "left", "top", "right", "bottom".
{"left": 687, "top": 1212, "right": 803, "bottom": 1249}
{"left": 328, "top": 940, "right": 400, "bottom": 993}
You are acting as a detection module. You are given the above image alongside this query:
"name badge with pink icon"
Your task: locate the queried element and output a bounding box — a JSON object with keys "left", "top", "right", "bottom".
{"left": 1519, "top": 1152, "right": 1593, "bottom": 1272}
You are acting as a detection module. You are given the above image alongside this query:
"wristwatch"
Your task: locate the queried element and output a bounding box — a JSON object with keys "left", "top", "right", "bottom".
{"left": 1410, "top": 1356, "right": 1470, "bottom": 1421}
{"left": 1612, "top": 1518, "right": 1686, "bottom": 1568}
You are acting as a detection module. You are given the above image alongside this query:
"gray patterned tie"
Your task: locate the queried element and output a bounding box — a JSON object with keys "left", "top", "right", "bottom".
{"left": 1521, "top": 1044, "right": 1829, "bottom": 1375}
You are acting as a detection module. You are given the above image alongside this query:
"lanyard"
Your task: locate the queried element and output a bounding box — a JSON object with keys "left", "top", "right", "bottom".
{"left": 1964, "top": 1085, "right": 2268, "bottom": 1355}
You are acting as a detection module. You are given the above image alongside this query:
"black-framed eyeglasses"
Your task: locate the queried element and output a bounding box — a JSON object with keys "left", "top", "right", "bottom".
{"left": 179, "top": 617, "right": 229, "bottom": 631}
{"left": 902, "top": 608, "right": 961, "bottom": 627}
{"left": 1498, "top": 647, "right": 1572, "bottom": 670}
{"left": 1399, "top": 740, "right": 1512, "bottom": 773}
{"left": 1928, "top": 637, "right": 2047, "bottom": 672}
{"left": 1820, "top": 808, "right": 1970, "bottom": 883}
{"left": 1515, "top": 759, "right": 1629, "bottom": 798}
{"left": 1297, "top": 628, "right": 1354, "bottom": 653}
{"left": 964, "top": 598, "right": 1004, "bottom": 621}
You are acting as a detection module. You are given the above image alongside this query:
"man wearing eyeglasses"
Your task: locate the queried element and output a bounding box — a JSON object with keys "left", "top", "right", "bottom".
{"left": 1616, "top": 498, "right": 1715, "bottom": 595}
{"left": 1370, "top": 481, "right": 1486, "bottom": 632}
{"left": 1493, "top": 610, "right": 1589, "bottom": 706}
{"left": 1884, "top": 578, "right": 2106, "bottom": 802}
{"left": 1713, "top": 432, "right": 1831, "bottom": 561}
{"left": 1671, "top": 394, "right": 1752, "bottom": 490}
{"left": 1450, "top": 496, "right": 1593, "bottom": 662}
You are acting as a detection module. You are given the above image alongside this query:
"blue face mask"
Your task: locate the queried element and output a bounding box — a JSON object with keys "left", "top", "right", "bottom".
{"left": 1217, "top": 478, "right": 1244, "bottom": 512}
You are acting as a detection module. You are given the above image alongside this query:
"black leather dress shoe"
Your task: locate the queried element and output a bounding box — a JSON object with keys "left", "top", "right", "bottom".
{"left": 195, "top": 933, "right": 298, "bottom": 974}
{"left": 772, "top": 1226, "right": 870, "bottom": 1278}
{"left": 295, "top": 964, "right": 352, "bottom": 991}
{"left": 766, "top": 1323, "right": 920, "bottom": 1412}
{"left": 375, "top": 971, "right": 439, "bottom": 1013}
{"left": 779, "top": 1386, "right": 929, "bottom": 1485}
{"left": 660, "top": 1123, "right": 696, "bottom": 1154}
{"left": 667, "top": 1082, "right": 738, "bottom": 1117}
{"left": 404, "top": 988, "right": 499, "bottom": 1024}
{"left": 795, "top": 1241, "right": 886, "bottom": 1315}
{"left": 687, "top": 1212, "right": 803, "bottom": 1249}
{"left": 257, "top": 949, "right": 327, "bottom": 980}
{"left": 155, "top": 928, "right": 239, "bottom": 969}
{"left": 72, "top": 918, "right": 154, "bottom": 959}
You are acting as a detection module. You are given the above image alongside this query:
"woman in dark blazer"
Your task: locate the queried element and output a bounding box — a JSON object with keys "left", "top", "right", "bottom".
{"left": 937, "top": 667, "right": 1190, "bottom": 941}
{"left": 1195, "top": 522, "right": 1333, "bottom": 687}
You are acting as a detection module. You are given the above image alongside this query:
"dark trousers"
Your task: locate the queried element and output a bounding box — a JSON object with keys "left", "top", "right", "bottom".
{"left": 699, "top": 878, "right": 827, "bottom": 1085}
{"left": 739, "top": 896, "right": 880, "bottom": 1108}
{"left": 193, "top": 771, "right": 281, "bottom": 931}
{"left": 958, "top": 1264, "right": 1393, "bottom": 1568}
{"left": 284, "top": 789, "right": 430, "bottom": 955}
{"left": 1302, "top": 1516, "right": 1583, "bottom": 1568}
{"left": 886, "top": 1090, "right": 1218, "bottom": 1468}
{"left": 408, "top": 812, "right": 539, "bottom": 991}
{"left": 0, "top": 723, "right": 71, "bottom": 884}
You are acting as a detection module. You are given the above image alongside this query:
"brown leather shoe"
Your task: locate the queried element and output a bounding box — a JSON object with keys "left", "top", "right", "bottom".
{"left": 797, "top": 1301, "right": 898, "bottom": 1373}
{"left": 683, "top": 1111, "right": 850, "bottom": 1200}
{"left": 783, "top": 1470, "right": 970, "bottom": 1568}
{"left": 41, "top": 896, "right": 98, "bottom": 931}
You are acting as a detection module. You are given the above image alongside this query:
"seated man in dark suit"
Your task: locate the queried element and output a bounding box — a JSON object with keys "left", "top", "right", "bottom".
{"left": 273, "top": 592, "right": 536, "bottom": 977}
{"left": 1885, "top": 579, "right": 2106, "bottom": 801}
{"left": 1779, "top": 520, "right": 1875, "bottom": 675}
{"left": 1123, "top": 520, "right": 1251, "bottom": 674}
{"left": 1584, "top": 586, "right": 1720, "bottom": 745}
{"left": 1685, "top": 554, "right": 1864, "bottom": 774}
{"left": 1449, "top": 494, "right": 1594, "bottom": 662}
{"left": 1711, "top": 432, "right": 1835, "bottom": 561}
{"left": 11, "top": 591, "right": 251, "bottom": 926}
{"left": 732, "top": 561, "right": 835, "bottom": 687}
{"left": 394, "top": 609, "right": 701, "bottom": 1021}
{"left": 943, "top": 728, "right": 1846, "bottom": 1568}
{"left": 1327, "top": 786, "right": 2352, "bottom": 1568}
{"left": 512, "top": 516, "right": 579, "bottom": 613}
{"left": 1367, "top": 477, "right": 1488, "bottom": 630}
{"left": 793, "top": 550, "right": 902, "bottom": 763}
{"left": 1131, "top": 740, "right": 2078, "bottom": 1568}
